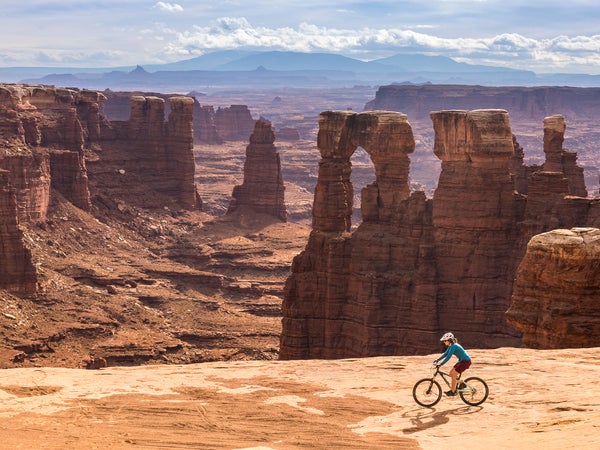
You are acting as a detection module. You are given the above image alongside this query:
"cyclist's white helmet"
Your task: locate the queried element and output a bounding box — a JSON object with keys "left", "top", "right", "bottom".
{"left": 440, "top": 332, "right": 455, "bottom": 341}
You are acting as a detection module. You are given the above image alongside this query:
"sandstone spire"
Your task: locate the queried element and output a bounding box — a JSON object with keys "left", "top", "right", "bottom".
{"left": 227, "top": 118, "right": 287, "bottom": 221}
{"left": 126, "top": 95, "right": 197, "bottom": 209}
{"left": 542, "top": 114, "right": 587, "bottom": 197}
{"left": 430, "top": 109, "right": 521, "bottom": 346}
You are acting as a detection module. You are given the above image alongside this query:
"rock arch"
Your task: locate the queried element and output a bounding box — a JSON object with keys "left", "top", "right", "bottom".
{"left": 313, "top": 111, "right": 415, "bottom": 232}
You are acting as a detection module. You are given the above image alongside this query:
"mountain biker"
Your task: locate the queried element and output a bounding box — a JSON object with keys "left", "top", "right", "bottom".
{"left": 433, "top": 332, "right": 472, "bottom": 396}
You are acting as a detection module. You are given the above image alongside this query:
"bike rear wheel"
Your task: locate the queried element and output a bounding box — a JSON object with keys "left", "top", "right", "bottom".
{"left": 413, "top": 378, "right": 442, "bottom": 407}
{"left": 458, "top": 376, "right": 489, "bottom": 406}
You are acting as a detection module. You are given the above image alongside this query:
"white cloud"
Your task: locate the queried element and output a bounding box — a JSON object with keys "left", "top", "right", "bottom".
{"left": 160, "top": 18, "right": 600, "bottom": 73}
{"left": 154, "top": 2, "right": 183, "bottom": 13}
{"left": 1, "top": 3, "right": 599, "bottom": 74}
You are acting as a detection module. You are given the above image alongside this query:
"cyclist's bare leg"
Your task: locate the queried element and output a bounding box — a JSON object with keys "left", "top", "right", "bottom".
{"left": 449, "top": 368, "right": 458, "bottom": 391}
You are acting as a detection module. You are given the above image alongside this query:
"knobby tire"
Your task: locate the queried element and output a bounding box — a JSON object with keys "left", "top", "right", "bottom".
{"left": 458, "top": 376, "right": 489, "bottom": 406}
{"left": 412, "top": 378, "right": 442, "bottom": 407}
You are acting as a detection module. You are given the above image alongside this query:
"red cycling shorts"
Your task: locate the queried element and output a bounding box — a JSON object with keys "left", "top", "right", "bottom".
{"left": 454, "top": 359, "right": 472, "bottom": 374}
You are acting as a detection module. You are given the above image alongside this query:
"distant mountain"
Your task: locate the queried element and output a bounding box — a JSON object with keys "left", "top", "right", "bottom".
{"left": 372, "top": 54, "right": 524, "bottom": 73}
{"left": 213, "top": 51, "right": 390, "bottom": 72}
{"left": 144, "top": 50, "right": 262, "bottom": 71}
{"left": 148, "top": 50, "right": 532, "bottom": 75}
{"left": 146, "top": 50, "right": 530, "bottom": 75}
{"left": 7, "top": 50, "right": 600, "bottom": 89}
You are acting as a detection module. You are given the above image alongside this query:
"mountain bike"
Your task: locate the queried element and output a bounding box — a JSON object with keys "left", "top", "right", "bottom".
{"left": 412, "top": 364, "right": 489, "bottom": 407}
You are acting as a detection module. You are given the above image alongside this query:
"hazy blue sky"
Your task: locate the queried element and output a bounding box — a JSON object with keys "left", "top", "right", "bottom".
{"left": 1, "top": 1, "right": 599, "bottom": 73}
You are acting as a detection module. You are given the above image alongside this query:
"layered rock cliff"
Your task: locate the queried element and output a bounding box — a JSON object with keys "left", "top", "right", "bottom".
{"left": 365, "top": 85, "right": 600, "bottom": 122}
{"left": 227, "top": 118, "right": 287, "bottom": 221}
{"left": 89, "top": 94, "right": 199, "bottom": 210}
{"left": 280, "top": 109, "right": 594, "bottom": 359}
{"left": 194, "top": 104, "right": 223, "bottom": 144}
{"left": 0, "top": 84, "right": 200, "bottom": 298}
{"left": 0, "top": 85, "right": 100, "bottom": 294}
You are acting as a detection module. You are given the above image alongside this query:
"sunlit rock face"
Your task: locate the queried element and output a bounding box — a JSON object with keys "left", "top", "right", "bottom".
{"left": 430, "top": 110, "right": 521, "bottom": 347}
{"left": 280, "top": 109, "right": 596, "bottom": 359}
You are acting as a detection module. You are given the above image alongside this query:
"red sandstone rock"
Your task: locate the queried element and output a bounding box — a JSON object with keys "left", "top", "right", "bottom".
{"left": 227, "top": 118, "right": 287, "bottom": 221}
{"left": 281, "top": 110, "right": 429, "bottom": 359}
{"left": 50, "top": 150, "right": 91, "bottom": 211}
{"left": 280, "top": 108, "right": 597, "bottom": 360}
{"left": 430, "top": 110, "right": 522, "bottom": 346}
{"left": 194, "top": 103, "right": 223, "bottom": 144}
{"left": 101, "top": 91, "right": 254, "bottom": 144}
{"left": 0, "top": 170, "right": 37, "bottom": 294}
{"left": 215, "top": 105, "right": 255, "bottom": 141}
{"left": 0, "top": 84, "right": 200, "bottom": 300}
{"left": 276, "top": 127, "right": 300, "bottom": 141}
{"left": 507, "top": 227, "right": 600, "bottom": 348}
{"left": 0, "top": 153, "right": 51, "bottom": 223}
{"left": 542, "top": 115, "right": 587, "bottom": 197}
{"left": 92, "top": 95, "right": 198, "bottom": 210}
{"left": 0, "top": 84, "right": 98, "bottom": 222}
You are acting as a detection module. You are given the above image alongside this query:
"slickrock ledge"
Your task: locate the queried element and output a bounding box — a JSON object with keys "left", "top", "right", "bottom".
{"left": 0, "top": 347, "right": 598, "bottom": 449}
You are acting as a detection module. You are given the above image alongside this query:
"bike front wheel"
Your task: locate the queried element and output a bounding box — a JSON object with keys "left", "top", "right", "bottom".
{"left": 413, "top": 378, "right": 442, "bottom": 407}
{"left": 458, "top": 376, "right": 489, "bottom": 406}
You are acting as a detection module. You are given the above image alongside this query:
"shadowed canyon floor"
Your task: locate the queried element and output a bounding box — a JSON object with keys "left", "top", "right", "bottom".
{"left": 1, "top": 347, "right": 599, "bottom": 449}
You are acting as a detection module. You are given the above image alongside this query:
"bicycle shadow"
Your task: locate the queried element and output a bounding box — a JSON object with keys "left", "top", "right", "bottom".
{"left": 401, "top": 404, "right": 483, "bottom": 434}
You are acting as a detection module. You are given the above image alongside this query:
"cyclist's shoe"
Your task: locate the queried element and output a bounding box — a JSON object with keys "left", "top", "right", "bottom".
{"left": 445, "top": 390, "right": 456, "bottom": 396}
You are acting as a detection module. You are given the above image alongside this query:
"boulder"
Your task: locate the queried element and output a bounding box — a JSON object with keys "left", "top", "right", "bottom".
{"left": 507, "top": 227, "right": 600, "bottom": 348}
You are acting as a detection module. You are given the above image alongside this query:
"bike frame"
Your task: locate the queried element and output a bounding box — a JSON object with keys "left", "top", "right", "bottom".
{"left": 433, "top": 365, "right": 462, "bottom": 389}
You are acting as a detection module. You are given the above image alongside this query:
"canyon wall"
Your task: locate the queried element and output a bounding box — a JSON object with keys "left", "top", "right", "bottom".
{"left": 0, "top": 84, "right": 199, "bottom": 296}
{"left": 227, "top": 118, "right": 287, "bottom": 221}
{"left": 280, "top": 109, "right": 594, "bottom": 359}
{"left": 0, "top": 85, "right": 102, "bottom": 293}
{"left": 126, "top": 95, "right": 197, "bottom": 209}
{"left": 365, "top": 84, "right": 600, "bottom": 195}
{"left": 365, "top": 85, "right": 600, "bottom": 122}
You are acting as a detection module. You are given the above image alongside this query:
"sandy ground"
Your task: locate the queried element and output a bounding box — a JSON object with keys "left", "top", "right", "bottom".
{"left": 1, "top": 347, "right": 599, "bottom": 449}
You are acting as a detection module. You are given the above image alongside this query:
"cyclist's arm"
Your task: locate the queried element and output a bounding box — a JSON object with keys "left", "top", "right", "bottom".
{"left": 435, "top": 345, "right": 455, "bottom": 365}
{"left": 434, "top": 348, "right": 446, "bottom": 365}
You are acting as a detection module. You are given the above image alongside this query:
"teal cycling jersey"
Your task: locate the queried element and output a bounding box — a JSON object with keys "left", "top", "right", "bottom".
{"left": 435, "top": 343, "right": 471, "bottom": 366}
